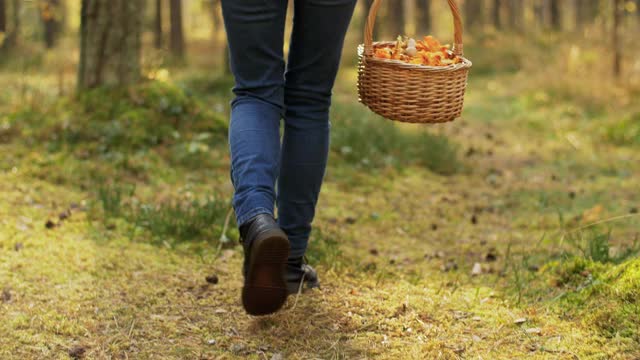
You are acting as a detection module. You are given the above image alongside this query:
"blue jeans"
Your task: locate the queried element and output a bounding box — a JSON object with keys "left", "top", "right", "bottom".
{"left": 221, "top": 0, "right": 356, "bottom": 258}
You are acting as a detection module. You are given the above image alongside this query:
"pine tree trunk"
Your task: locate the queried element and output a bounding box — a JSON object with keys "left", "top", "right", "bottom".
{"left": 465, "top": 0, "right": 484, "bottom": 30}
{"left": 493, "top": 0, "right": 502, "bottom": 29}
{"left": 5, "top": 0, "right": 18, "bottom": 47}
{"left": 169, "top": 0, "right": 184, "bottom": 58}
{"left": 416, "top": 0, "right": 431, "bottom": 34}
{"left": 613, "top": 0, "right": 622, "bottom": 78}
{"left": 42, "top": 0, "right": 60, "bottom": 48}
{"left": 78, "top": 0, "right": 144, "bottom": 89}
{"left": 154, "top": 0, "right": 162, "bottom": 49}
{"left": 550, "top": 0, "right": 561, "bottom": 30}
{"left": 387, "top": 1, "right": 404, "bottom": 37}
{"left": 506, "top": 0, "right": 523, "bottom": 31}
{"left": 0, "top": 0, "right": 6, "bottom": 35}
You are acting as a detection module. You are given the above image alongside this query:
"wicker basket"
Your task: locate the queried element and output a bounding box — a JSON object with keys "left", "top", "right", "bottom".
{"left": 358, "top": 0, "right": 472, "bottom": 124}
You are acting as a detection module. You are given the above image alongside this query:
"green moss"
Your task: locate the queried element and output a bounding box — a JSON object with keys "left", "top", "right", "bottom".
{"left": 604, "top": 112, "right": 640, "bottom": 147}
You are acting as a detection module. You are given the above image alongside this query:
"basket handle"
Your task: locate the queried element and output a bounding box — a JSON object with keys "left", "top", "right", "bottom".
{"left": 364, "top": 0, "right": 464, "bottom": 57}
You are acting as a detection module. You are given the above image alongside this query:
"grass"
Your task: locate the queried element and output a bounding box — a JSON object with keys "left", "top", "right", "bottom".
{"left": 1, "top": 32, "right": 640, "bottom": 358}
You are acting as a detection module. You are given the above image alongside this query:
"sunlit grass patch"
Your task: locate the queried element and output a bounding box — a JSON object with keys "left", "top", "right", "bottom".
{"left": 603, "top": 112, "right": 640, "bottom": 147}
{"left": 94, "top": 182, "right": 233, "bottom": 246}
{"left": 306, "top": 228, "right": 343, "bottom": 270}
{"left": 330, "top": 102, "right": 462, "bottom": 175}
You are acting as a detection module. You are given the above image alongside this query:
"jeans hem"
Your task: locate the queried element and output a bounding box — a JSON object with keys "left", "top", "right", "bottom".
{"left": 235, "top": 207, "right": 273, "bottom": 227}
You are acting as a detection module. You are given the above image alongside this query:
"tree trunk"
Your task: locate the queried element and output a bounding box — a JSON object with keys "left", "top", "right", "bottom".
{"left": 465, "top": 0, "right": 484, "bottom": 30}
{"left": 154, "top": 0, "right": 162, "bottom": 49}
{"left": 42, "top": 0, "right": 60, "bottom": 48}
{"left": 169, "top": 0, "right": 184, "bottom": 58}
{"left": 0, "top": 0, "right": 6, "bottom": 36}
{"left": 78, "top": 0, "right": 144, "bottom": 89}
{"left": 493, "top": 0, "right": 501, "bottom": 29}
{"left": 416, "top": 0, "right": 431, "bottom": 34}
{"left": 533, "top": 0, "right": 545, "bottom": 29}
{"left": 5, "top": 0, "right": 18, "bottom": 47}
{"left": 550, "top": 0, "right": 561, "bottom": 30}
{"left": 506, "top": 0, "right": 523, "bottom": 31}
{"left": 613, "top": 0, "right": 622, "bottom": 79}
{"left": 387, "top": 1, "right": 404, "bottom": 36}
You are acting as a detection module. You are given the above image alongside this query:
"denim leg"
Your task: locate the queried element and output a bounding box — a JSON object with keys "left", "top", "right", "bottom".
{"left": 221, "top": 0, "right": 288, "bottom": 226}
{"left": 278, "top": 0, "right": 357, "bottom": 258}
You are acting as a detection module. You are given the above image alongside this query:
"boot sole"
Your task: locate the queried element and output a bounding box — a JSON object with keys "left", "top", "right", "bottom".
{"left": 242, "top": 229, "right": 290, "bottom": 316}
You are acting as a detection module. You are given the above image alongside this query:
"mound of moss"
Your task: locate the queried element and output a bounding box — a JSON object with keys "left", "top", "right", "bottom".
{"left": 545, "top": 257, "right": 640, "bottom": 341}
{"left": 6, "top": 81, "right": 228, "bottom": 153}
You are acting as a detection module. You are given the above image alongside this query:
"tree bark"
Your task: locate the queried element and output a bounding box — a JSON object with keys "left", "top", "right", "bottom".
{"left": 169, "top": 0, "right": 184, "bottom": 58}
{"left": 78, "top": 0, "right": 144, "bottom": 89}
{"left": 5, "top": 0, "right": 18, "bottom": 47}
{"left": 0, "top": 0, "right": 6, "bottom": 36}
{"left": 42, "top": 0, "right": 60, "bottom": 48}
{"left": 550, "top": 0, "right": 561, "bottom": 30}
{"left": 416, "top": 0, "right": 432, "bottom": 34}
{"left": 613, "top": 0, "right": 622, "bottom": 78}
{"left": 387, "top": 0, "right": 404, "bottom": 36}
{"left": 506, "top": 0, "right": 523, "bottom": 31}
{"left": 465, "top": 0, "right": 484, "bottom": 30}
{"left": 154, "top": 0, "right": 162, "bottom": 49}
{"left": 493, "top": 0, "right": 501, "bottom": 29}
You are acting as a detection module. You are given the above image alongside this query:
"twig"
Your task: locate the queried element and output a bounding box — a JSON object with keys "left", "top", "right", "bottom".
{"left": 560, "top": 213, "right": 639, "bottom": 242}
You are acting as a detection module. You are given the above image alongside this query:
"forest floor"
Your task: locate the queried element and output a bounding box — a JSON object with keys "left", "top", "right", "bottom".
{"left": 1, "top": 61, "right": 640, "bottom": 359}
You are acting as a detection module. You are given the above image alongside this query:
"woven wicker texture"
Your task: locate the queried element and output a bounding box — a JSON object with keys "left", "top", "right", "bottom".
{"left": 358, "top": 0, "right": 472, "bottom": 124}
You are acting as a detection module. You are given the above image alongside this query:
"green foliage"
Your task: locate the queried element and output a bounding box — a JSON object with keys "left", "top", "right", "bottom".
{"left": 604, "top": 112, "right": 640, "bottom": 147}
{"left": 305, "top": 229, "right": 343, "bottom": 269}
{"left": 97, "top": 182, "right": 136, "bottom": 219}
{"left": 549, "top": 257, "right": 640, "bottom": 340}
{"left": 95, "top": 182, "right": 231, "bottom": 245}
{"left": 564, "top": 228, "right": 640, "bottom": 265}
{"left": 134, "top": 195, "right": 230, "bottom": 244}
{"left": 7, "top": 81, "right": 227, "bottom": 154}
{"left": 330, "top": 102, "right": 461, "bottom": 175}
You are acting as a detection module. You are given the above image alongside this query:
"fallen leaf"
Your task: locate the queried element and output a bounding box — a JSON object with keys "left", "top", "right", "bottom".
{"left": 230, "top": 343, "right": 246, "bottom": 354}
{"left": 485, "top": 248, "right": 498, "bottom": 262}
{"left": 1, "top": 288, "right": 11, "bottom": 303}
{"left": 205, "top": 274, "right": 219, "bottom": 284}
{"left": 582, "top": 204, "right": 604, "bottom": 223}
{"left": 514, "top": 318, "right": 527, "bottom": 325}
{"left": 441, "top": 260, "right": 458, "bottom": 272}
{"left": 68, "top": 345, "right": 87, "bottom": 359}
{"left": 59, "top": 209, "right": 71, "bottom": 221}
{"left": 526, "top": 328, "right": 542, "bottom": 335}
{"left": 471, "top": 263, "right": 483, "bottom": 276}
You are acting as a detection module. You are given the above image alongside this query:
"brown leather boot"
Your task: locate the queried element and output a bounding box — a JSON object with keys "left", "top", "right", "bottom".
{"left": 286, "top": 257, "right": 320, "bottom": 295}
{"left": 239, "top": 214, "right": 290, "bottom": 316}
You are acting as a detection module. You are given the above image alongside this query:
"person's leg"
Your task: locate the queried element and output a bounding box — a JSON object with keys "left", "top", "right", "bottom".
{"left": 221, "top": 0, "right": 288, "bottom": 227}
{"left": 221, "top": 0, "right": 291, "bottom": 315}
{"left": 278, "top": 0, "right": 357, "bottom": 259}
